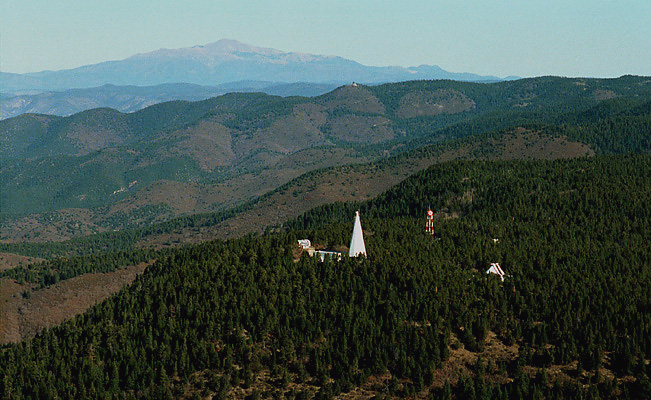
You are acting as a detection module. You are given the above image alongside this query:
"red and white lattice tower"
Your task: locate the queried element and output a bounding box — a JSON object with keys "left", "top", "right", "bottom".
{"left": 425, "top": 209, "right": 434, "bottom": 235}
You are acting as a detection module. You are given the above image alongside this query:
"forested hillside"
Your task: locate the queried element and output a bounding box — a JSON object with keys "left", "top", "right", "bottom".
{"left": 2, "top": 76, "right": 650, "bottom": 243}
{"left": 3, "top": 92, "right": 648, "bottom": 257}
{"left": 2, "top": 155, "right": 650, "bottom": 399}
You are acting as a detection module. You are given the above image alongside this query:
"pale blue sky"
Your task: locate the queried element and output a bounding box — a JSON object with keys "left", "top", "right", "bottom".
{"left": 2, "top": 0, "right": 649, "bottom": 77}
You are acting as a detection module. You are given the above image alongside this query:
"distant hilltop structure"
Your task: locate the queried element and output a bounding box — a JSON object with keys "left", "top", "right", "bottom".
{"left": 349, "top": 211, "right": 367, "bottom": 257}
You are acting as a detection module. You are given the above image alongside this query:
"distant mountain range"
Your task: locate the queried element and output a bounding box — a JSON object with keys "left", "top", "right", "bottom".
{"left": 0, "top": 39, "right": 516, "bottom": 119}
{"left": 2, "top": 39, "right": 511, "bottom": 92}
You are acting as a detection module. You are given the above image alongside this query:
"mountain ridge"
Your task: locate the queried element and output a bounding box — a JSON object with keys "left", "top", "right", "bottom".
{"left": 0, "top": 81, "right": 340, "bottom": 120}
{"left": 2, "top": 76, "right": 650, "bottom": 244}
{"left": 1, "top": 39, "right": 508, "bottom": 93}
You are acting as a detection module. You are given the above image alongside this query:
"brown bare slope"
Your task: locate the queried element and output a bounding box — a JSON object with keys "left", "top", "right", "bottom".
{"left": 0, "top": 253, "right": 45, "bottom": 271}
{"left": 1, "top": 145, "right": 371, "bottom": 243}
{"left": 0, "top": 263, "right": 147, "bottom": 344}
{"left": 398, "top": 89, "right": 476, "bottom": 118}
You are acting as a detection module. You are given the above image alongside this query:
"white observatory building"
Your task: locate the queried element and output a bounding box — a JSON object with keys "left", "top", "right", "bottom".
{"left": 349, "top": 211, "right": 367, "bottom": 257}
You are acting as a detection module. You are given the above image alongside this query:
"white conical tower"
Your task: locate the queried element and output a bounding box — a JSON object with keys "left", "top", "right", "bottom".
{"left": 349, "top": 211, "right": 367, "bottom": 257}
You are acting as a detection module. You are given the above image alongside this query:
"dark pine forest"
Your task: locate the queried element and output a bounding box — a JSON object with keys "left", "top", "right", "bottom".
{"left": 2, "top": 154, "right": 651, "bottom": 399}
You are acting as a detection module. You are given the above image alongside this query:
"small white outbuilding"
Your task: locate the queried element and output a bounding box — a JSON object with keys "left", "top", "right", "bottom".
{"left": 486, "top": 263, "right": 506, "bottom": 281}
{"left": 297, "top": 239, "right": 312, "bottom": 249}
